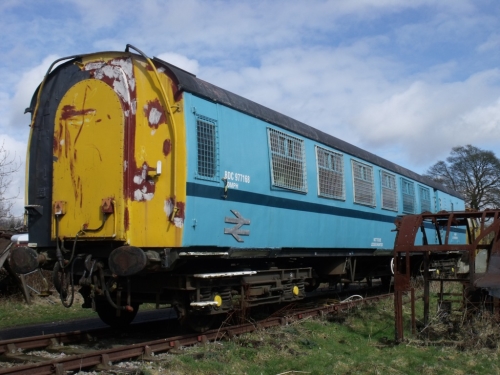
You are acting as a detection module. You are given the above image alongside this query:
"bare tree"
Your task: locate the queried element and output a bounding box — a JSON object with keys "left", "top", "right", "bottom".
{"left": 0, "top": 141, "right": 21, "bottom": 227}
{"left": 425, "top": 145, "right": 500, "bottom": 210}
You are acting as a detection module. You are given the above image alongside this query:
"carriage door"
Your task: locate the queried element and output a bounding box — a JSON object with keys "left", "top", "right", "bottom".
{"left": 52, "top": 79, "right": 125, "bottom": 240}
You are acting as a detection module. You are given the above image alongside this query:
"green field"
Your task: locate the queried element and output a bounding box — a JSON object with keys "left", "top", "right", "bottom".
{"left": 0, "top": 283, "right": 499, "bottom": 375}
{"left": 145, "top": 294, "right": 499, "bottom": 375}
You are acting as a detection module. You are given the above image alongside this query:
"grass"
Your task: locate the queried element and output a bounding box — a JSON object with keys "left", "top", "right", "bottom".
{"left": 143, "top": 285, "right": 500, "bottom": 375}
{"left": 0, "top": 268, "right": 96, "bottom": 329}
{"left": 1, "top": 280, "right": 499, "bottom": 374}
{"left": 145, "top": 310, "right": 499, "bottom": 375}
{"left": 0, "top": 293, "right": 96, "bottom": 329}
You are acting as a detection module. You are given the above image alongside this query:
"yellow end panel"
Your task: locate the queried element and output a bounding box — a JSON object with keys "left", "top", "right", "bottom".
{"left": 53, "top": 79, "right": 125, "bottom": 240}
{"left": 125, "top": 57, "right": 187, "bottom": 247}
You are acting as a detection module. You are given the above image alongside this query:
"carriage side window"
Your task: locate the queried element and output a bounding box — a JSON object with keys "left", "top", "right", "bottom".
{"left": 401, "top": 178, "right": 415, "bottom": 213}
{"left": 351, "top": 160, "right": 375, "bottom": 206}
{"left": 381, "top": 171, "right": 397, "bottom": 211}
{"left": 196, "top": 116, "right": 219, "bottom": 180}
{"left": 316, "top": 146, "right": 344, "bottom": 200}
{"left": 267, "top": 128, "right": 307, "bottom": 192}
{"left": 419, "top": 186, "right": 432, "bottom": 213}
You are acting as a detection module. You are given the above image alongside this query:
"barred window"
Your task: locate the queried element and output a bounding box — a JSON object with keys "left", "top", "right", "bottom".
{"left": 401, "top": 178, "right": 415, "bottom": 214}
{"left": 381, "top": 171, "right": 397, "bottom": 211}
{"left": 268, "top": 128, "right": 307, "bottom": 192}
{"left": 419, "top": 186, "right": 432, "bottom": 213}
{"left": 351, "top": 160, "right": 375, "bottom": 206}
{"left": 316, "top": 147, "right": 344, "bottom": 200}
{"left": 196, "top": 116, "right": 218, "bottom": 180}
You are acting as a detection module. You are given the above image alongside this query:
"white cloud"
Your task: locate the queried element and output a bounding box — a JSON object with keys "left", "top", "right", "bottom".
{"left": 199, "top": 44, "right": 400, "bottom": 146}
{"left": 459, "top": 98, "right": 500, "bottom": 146}
{"left": 8, "top": 55, "right": 59, "bottom": 140}
{"left": 155, "top": 52, "right": 199, "bottom": 75}
{"left": 477, "top": 33, "right": 500, "bottom": 53}
{"left": 352, "top": 69, "right": 500, "bottom": 170}
{"left": 0, "top": 134, "right": 26, "bottom": 218}
{"left": 0, "top": 55, "right": 59, "bottom": 218}
{"left": 196, "top": 40, "right": 500, "bottom": 172}
{"left": 0, "top": 0, "right": 499, "bottom": 198}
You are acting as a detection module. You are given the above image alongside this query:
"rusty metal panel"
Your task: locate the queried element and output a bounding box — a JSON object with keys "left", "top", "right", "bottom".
{"left": 49, "top": 52, "right": 188, "bottom": 247}
{"left": 52, "top": 79, "right": 125, "bottom": 240}
{"left": 124, "top": 56, "right": 187, "bottom": 247}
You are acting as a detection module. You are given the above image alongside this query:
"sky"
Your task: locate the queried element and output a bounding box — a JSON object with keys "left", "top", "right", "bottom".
{"left": 1, "top": 0, "right": 500, "bottom": 217}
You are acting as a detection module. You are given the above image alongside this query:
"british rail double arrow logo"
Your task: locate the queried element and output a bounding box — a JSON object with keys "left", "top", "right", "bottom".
{"left": 224, "top": 210, "right": 250, "bottom": 242}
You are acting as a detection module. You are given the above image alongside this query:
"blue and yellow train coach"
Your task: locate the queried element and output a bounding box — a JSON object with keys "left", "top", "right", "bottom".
{"left": 12, "top": 45, "right": 464, "bottom": 330}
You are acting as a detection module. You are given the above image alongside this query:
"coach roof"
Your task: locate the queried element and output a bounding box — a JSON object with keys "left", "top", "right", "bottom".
{"left": 154, "top": 57, "right": 462, "bottom": 199}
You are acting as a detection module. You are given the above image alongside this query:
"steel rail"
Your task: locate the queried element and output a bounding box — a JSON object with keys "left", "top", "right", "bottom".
{"left": 0, "top": 331, "right": 88, "bottom": 355}
{"left": 0, "top": 293, "right": 391, "bottom": 374}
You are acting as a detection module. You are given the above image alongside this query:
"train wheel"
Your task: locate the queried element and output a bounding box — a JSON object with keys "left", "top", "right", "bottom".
{"left": 95, "top": 300, "right": 139, "bottom": 328}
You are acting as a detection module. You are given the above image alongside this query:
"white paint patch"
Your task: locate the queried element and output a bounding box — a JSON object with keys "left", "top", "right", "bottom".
{"left": 173, "top": 217, "right": 184, "bottom": 228}
{"left": 128, "top": 78, "right": 136, "bottom": 93}
{"left": 151, "top": 129, "right": 156, "bottom": 136}
{"left": 131, "top": 99, "right": 137, "bottom": 115}
{"left": 85, "top": 62, "right": 105, "bottom": 71}
{"left": 92, "top": 59, "right": 132, "bottom": 108}
{"left": 113, "top": 59, "right": 133, "bottom": 80}
{"left": 133, "top": 175, "right": 143, "bottom": 184}
{"left": 123, "top": 160, "right": 128, "bottom": 172}
{"left": 148, "top": 107, "right": 162, "bottom": 125}
{"left": 101, "top": 65, "right": 117, "bottom": 80}
{"left": 134, "top": 187, "right": 154, "bottom": 201}
{"left": 164, "top": 199, "right": 183, "bottom": 227}
{"left": 134, "top": 189, "right": 143, "bottom": 201}
{"left": 141, "top": 187, "right": 154, "bottom": 201}
{"left": 164, "top": 199, "right": 173, "bottom": 217}
{"left": 112, "top": 76, "right": 129, "bottom": 104}
{"left": 60, "top": 139, "right": 65, "bottom": 146}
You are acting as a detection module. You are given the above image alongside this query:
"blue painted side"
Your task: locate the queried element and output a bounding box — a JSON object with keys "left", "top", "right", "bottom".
{"left": 181, "top": 93, "right": 465, "bottom": 250}
{"left": 435, "top": 190, "right": 465, "bottom": 212}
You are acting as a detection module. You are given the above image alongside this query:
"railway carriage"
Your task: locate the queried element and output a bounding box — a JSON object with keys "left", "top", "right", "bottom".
{"left": 11, "top": 45, "right": 464, "bottom": 330}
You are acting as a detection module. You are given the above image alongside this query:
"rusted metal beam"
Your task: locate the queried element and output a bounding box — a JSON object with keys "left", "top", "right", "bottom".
{"left": 393, "top": 209, "right": 500, "bottom": 342}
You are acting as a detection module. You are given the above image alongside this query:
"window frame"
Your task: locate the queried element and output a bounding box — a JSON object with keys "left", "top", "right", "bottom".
{"left": 351, "top": 160, "right": 376, "bottom": 207}
{"left": 401, "top": 178, "right": 416, "bottom": 214}
{"left": 267, "top": 128, "right": 307, "bottom": 193}
{"left": 315, "top": 146, "right": 345, "bottom": 200}
{"left": 418, "top": 185, "right": 432, "bottom": 213}
{"left": 380, "top": 170, "right": 398, "bottom": 211}
{"left": 195, "top": 115, "right": 219, "bottom": 182}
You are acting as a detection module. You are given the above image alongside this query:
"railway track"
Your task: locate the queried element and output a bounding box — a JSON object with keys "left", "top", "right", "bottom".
{"left": 0, "top": 292, "right": 392, "bottom": 374}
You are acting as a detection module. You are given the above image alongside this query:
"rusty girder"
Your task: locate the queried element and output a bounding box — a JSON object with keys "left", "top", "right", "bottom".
{"left": 393, "top": 209, "right": 500, "bottom": 341}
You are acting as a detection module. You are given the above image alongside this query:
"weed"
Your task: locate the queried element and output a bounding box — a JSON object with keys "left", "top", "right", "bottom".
{"left": 0, "top": 292, "right": 94, "bottom": 329}
{"left": 1, "top": 281, "right": 499, "bottom": 374}
{"left": 150, "top": 286, "right": 499, "bottom": 375}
